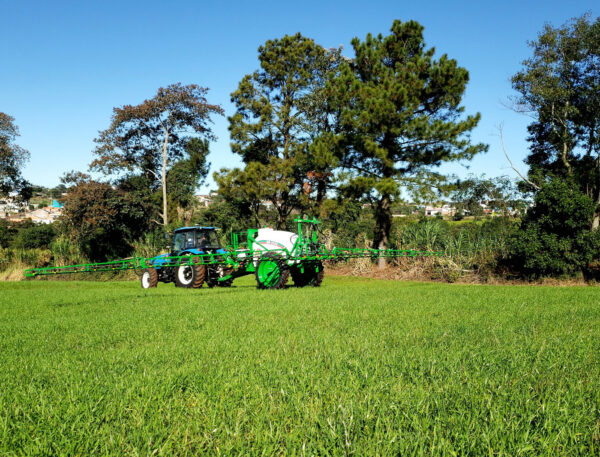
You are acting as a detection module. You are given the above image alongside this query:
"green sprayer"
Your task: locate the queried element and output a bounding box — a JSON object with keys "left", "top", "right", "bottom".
{"left": 25, "top": 217, "right": 442, "bottom": 289}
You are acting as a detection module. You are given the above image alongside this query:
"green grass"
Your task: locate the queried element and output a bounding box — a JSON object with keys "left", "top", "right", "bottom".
{"left": 0, "top": 277, "right": 599, "bottom": 456}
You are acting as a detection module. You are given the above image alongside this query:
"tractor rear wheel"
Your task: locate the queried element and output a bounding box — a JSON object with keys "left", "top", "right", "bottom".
{"left": 140, "top": 268, "right": 158, "bottom": 289}
{"left": 175, "top": 262, "right": 206, "bottom": 288}
{"left": 256, "top": 253, "right": 289, "bottom": 289}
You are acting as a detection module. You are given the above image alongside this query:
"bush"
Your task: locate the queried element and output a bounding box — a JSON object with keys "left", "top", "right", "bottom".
{"left": 506, "top": 179, "right": 600, "bottom": 278}
{"left": 13, "top": 224, "right": 56, "bottom": 249}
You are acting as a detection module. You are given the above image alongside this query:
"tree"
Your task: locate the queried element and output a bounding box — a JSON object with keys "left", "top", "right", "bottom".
{"left": 507, "top": 178, "right": 600, "bottom": 278}
{"left": 167, "top": 138, "right": 211, "bottom": 224}
{"left": 452, "top": 175, "right": 526, "bottom": 218}
{"left": 0, "top": 112, "right": 30, "bottom": 198}
{"left": 60, "top": 178, "right": 152, "bottom": 261}
{"left": 90, "top": 83, "right": 223, "bottom": 226}
{"left": 512, "top": 14, "right": 600, "bottom": 228}
{"left": 13, "top": 224, "right": 56, "bottom": 250}
{"left": 330, "top": 20, "right": 487, "bottom": 266}
{"left": 227, "top": 34, "right": 341, "bottom": 228}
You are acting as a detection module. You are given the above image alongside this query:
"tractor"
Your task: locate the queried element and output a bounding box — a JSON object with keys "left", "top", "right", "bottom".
{"left": 140, "top": 218, "right": 327, "bottom": 290}
{"left": 140, "top": 226, "right": 232, "bottom": 289}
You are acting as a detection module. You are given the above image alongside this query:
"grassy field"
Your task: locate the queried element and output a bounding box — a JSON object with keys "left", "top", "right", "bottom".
{"left": 0, "top": 277, "right": 599, "bottom": 456}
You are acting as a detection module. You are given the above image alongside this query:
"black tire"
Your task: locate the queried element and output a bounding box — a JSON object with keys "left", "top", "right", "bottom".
{"left": 174, "top": 260, "right": 206, "bottom": 289}
{"left": 291, "top": 261, "right": 324, "bottom": 287}
{"left": 255, "top": 253, "right": 289, "bottom": 290}
{"left": 310, "top": 263, "right": 324, "bottom": 287}
{"left": 140, "top": 268, "right": 158, "bottom": 289}
{"left": 290, "top": 266, "right": 306, "bottom": 287}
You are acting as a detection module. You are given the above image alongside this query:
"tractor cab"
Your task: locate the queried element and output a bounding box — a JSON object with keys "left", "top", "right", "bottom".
{"left": 171, "top": 227, "right": 223, "bottom": 255}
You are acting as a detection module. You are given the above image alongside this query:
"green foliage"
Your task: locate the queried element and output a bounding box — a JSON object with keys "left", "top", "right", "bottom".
{"left": 1, "top": 279, "right": 599, "bottom": 454}
{"left": 507, "top": 179, "right": 600, "bottom": 277}
{"left": 398, "top": 217, "right": 517, "bottom": 276}
{"left": 167, "top": 138, "right": 211, "bottom": 224}
{"left": 0, "top": 219, "right": 16, "bottom": 248}
{"left": 12, "top": 223, "right": 56, "bottom": 249}
{"left": 319, "top": 198, "right": 375, "bottom": 248}
{"left": 60, "top": 180, "right": 151, "bottom": 261}
{"left": 330, "top": 20, "right": 487, "bottom": 249}
{"left": 512, "top": 14, "right": 600, "bottom": 226}
{"left": 451, "top": 175, "right": 527, "bottom": 218}
{"left": 0, "top": 112, "right": 30, "bottom": 198}
{"left": 226, "top": 34, "right": 341, "bottom": 227}
{"left": 90, "top": 83, "right": 223, "bottom": 226}
{"left": 194, "top": 195, "right": 255, "bottom": 237}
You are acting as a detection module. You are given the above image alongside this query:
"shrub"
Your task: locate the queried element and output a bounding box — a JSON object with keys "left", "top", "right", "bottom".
{"left": 506, "top": 179, "right": 600, "bottom": 278}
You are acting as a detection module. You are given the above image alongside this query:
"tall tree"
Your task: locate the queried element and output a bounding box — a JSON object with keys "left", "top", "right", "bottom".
{"left": 0, "top": 112, "right": 30, "bottom": 198}
{"left": 331, "top": 20, "right": 487, "bottom": 265}
{"left": 227, "top": 34, "right": 340, "bottom": 228}
{"left": 512, "top": 14, "right": 600, "bottom": 228}
{"left": 90, "top": 83, "right": 223, "bottom": 227}
{"left": 167, "top": 138, "right": 211, "bottom": 224}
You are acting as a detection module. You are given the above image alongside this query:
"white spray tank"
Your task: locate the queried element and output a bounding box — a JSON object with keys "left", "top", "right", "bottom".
{"left": 251, "top": 228, "right": 299, "bottom": 264}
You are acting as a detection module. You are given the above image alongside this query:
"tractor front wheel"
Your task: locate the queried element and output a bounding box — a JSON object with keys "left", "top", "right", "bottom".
{"left": 256, "top": 254, "right": 289, "bottom": 289}
{"left": 175, "top": 263, "right": 206, "bottom": 288}
{"left": 140, "top": 268, "right": 158, "bottom": 289}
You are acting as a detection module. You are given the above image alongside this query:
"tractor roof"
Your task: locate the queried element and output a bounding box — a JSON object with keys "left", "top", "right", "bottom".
{"left": 174, "top": 226, "right": 217, "bottom": 232}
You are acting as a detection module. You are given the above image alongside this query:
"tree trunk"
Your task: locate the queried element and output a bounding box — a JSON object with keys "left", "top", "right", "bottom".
{"left": 316, "top": 178, "right": 326, "bottom": 214}
{"left": 161, "top": 129, "right": 169, "bottom": 226}
{"left": 374, "top": 194, "right": 392, "bottom": 270}
{"left": 593, "top": 187, "right": 600, "bottom": 230}
{"left": 593, "top": 159, "right": 600, "bottom": 230}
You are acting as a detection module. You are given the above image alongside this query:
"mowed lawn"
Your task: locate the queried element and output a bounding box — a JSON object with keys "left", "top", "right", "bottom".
{"left": 0, "top": 277, "right": 599, "bottom": 456}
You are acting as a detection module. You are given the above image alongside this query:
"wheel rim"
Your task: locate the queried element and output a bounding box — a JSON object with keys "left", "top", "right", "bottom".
{"left": 178, "top": 266, "right": 193, "bottom": 285}
{"left": 257, "top": 260, "right": 280, "bottom": 287}
{"left": 142, "top": 272, "right": 150, "bottom": 288}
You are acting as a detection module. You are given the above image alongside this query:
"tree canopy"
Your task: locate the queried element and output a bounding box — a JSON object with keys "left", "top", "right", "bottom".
{"left": 330, "top": 19, "right": 487, "bottom": 261}
{"left": 512, "top": 14, "right": 600, "bottom": 228}
{"left": 90, "top": 83, "right": 223, "bottom": 226}
{"left": 0, "top": 112, "right": 30, "bottom": 198}
{"left": 226, "top": 34, "right": 342, "bottom": 227}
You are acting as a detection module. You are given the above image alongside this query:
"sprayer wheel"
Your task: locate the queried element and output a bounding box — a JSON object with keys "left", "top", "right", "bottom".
{"left": 256, "top": 253, "right": 289, "bottom": 289}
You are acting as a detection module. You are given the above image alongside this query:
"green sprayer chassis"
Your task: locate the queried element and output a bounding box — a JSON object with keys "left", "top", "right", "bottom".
{"left": 24, "top": 218, "right": 442, "bottom": 289}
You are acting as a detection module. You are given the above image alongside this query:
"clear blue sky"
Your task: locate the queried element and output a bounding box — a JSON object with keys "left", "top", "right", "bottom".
{"left": 1, "top": 0, "right": 598, "bottom": 191}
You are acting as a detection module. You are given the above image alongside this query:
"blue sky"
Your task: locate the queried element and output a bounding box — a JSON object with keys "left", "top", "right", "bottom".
{"left": 1, "top": 0, "right": 598, "bottom": 191}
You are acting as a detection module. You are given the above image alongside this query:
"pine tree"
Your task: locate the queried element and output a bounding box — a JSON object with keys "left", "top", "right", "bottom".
{"left": 331, "top": 20, "right": 487, "bottom": 265}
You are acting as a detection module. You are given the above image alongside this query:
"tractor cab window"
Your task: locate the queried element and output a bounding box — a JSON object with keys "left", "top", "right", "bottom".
{"left": 172, "top": 232, "right": 185, "bottom": 252}
{"left": 184, "top": 231, "right": 195, "bottom": 249}
{"left": 196, "top": 230, "right": 220, "bottom": 250}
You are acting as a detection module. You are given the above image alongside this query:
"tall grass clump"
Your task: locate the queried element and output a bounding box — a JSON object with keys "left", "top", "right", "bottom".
{"left": 396, "top": 218, "right": 516, "bottom": 281}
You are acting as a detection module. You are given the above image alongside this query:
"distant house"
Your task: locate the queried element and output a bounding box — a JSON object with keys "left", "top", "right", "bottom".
{"left": 196, "top": 194, "right": 213, "bottom": 207}
{"left": 0, "top": 194, "right": 28, "bottom": 218}
{"left": 15, "top": 206, "right": 63, "bottom": 224}
{"left": 424, "top": 204, "right": 456, "bottom": 217}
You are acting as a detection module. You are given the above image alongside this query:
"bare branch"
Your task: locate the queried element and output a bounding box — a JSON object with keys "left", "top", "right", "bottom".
{"left": 498, "top": 124, "right": 540, "bottom": 190}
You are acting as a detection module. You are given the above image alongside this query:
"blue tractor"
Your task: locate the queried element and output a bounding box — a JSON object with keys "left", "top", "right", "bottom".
{"left": 140, "top": 226, "right": 232, "bottom": 289}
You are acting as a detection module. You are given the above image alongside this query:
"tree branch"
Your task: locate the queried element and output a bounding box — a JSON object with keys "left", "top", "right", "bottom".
{"left": 498, "top": 124, "right": 540, "bottom": 190}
